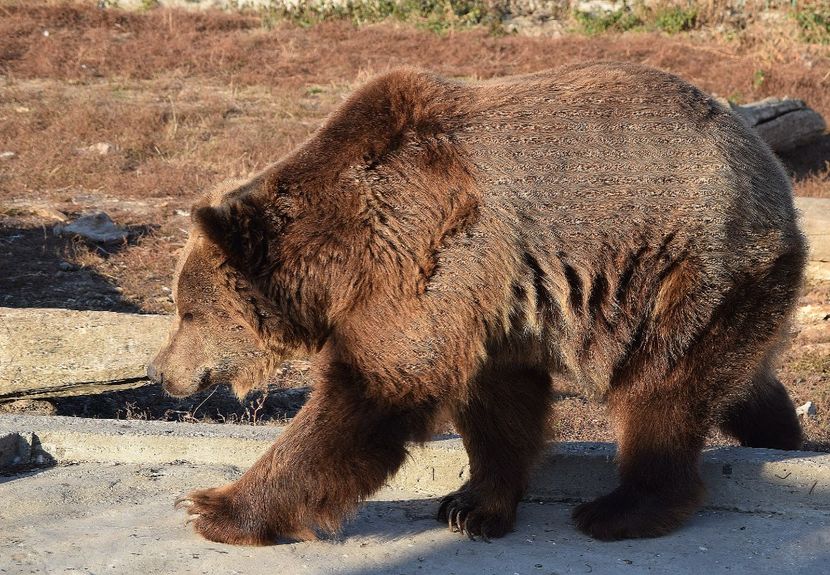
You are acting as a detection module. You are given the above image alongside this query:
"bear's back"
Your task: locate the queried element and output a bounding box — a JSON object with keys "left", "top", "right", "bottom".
{"left": 448, "top": 62, "right": 801, "bottom": 275}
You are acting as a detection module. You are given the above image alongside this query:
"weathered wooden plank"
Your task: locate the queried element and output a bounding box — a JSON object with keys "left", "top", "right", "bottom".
{"left": 0, "top": 309, "right": 170, "bottom": 401}
{"left": 796, "top": 197, "right": 830, "bottom": 263}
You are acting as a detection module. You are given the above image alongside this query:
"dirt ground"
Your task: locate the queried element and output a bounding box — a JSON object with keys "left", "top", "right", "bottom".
{"left": 1, "top": 3, "right": 828, "bottom": 449}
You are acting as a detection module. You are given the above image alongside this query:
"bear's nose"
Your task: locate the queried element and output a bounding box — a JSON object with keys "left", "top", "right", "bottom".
{"left": 146, "top": 363, "right": 163, "bottom": 384}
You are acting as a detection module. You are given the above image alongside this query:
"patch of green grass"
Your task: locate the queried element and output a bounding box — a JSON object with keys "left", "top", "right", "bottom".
{"left": 753, "top": 68, "right": 766, "bottom": 89}
{"left": 788, "top": 350, "right": 830, "bottom": 375}
{"left": 653, "top": 6, "right": 697, "bottom": 34}
{"left": 261, "top": 0, "right": 498, "bottom": 35}
{"left": 574, "top": 8, "right": 642, "bottom": 36}
{"left": 794, "top": 6, "right": 830, "bottom": 44}
{"left": 256, "top": 0, "right": 828, "bottom": 40}
{"left": 726, "top": 91, "right": 744, "bottom": 105}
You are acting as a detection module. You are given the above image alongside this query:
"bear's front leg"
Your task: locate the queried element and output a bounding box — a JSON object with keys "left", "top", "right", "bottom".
{"left": 437, "top": 363, "right": 552, "bottom": 540}
{"left": 177, "top": 363, "right": 438, "bottom": 545}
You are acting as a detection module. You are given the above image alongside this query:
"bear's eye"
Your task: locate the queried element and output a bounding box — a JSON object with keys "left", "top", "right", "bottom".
{"left": 181, "top": 312, "right": 194, "bottom": 323}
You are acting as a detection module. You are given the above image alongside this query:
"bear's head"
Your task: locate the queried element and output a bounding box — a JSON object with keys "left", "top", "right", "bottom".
{"left": 147, "top": 177, "right": 316, "bottom": 399}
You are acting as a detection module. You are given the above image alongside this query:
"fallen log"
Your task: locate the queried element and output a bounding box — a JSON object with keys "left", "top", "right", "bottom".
{"left": 728, "top": 98, "right": 827, "bottom": 153}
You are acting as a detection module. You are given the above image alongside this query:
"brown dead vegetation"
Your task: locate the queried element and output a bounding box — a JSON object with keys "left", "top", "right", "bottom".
{"left": 0, "top": 2, "right": 827, "bottom": 450}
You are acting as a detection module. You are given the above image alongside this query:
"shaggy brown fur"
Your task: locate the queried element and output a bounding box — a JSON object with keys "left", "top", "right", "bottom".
{"left": 148, "top": 62, "right": 806, "bottom": 544}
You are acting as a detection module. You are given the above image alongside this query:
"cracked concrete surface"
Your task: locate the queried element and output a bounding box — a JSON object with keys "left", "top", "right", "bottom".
{"left": 1, "top": 461, "right": 828, "bottom": 575}
{"left": 1, "top": 416, "right": 829, "bottom": 574}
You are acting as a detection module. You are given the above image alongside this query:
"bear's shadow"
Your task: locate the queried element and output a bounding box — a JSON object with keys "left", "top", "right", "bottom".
{"left": 779, "top": 134, "right": 830, "bottom": 182}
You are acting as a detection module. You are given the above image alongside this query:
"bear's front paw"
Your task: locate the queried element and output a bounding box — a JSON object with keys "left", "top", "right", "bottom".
{"left": 436, "top": 490, "right": 515, "bottom": 541}
{"left": 176, "top": 485, "right": 313, "bottom": 546}
{"left": 176, "top": 486, "right": 272, "bottom": 545}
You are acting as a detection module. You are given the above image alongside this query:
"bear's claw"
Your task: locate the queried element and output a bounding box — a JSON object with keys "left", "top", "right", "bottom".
{"left": 174, "top": 486, "right": 273, "bottom": 546}
{"left": 437, "top": 491, "right": 513, "bottom": 542}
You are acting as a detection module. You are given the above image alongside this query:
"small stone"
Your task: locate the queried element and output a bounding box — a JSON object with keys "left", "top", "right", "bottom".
{"left": 55, "top": 211, "right": 129, "bottom": 243}
{"left": 77, "top": 142, "right": 113, "bottom": 156}
{"left": 0, "top": 151, "right": 16, "bottom": 160}
{"left": 174, "top": 209, "right": 190, "bottom": 217}
{"left": 575, "top": 0, "right": 624, "bottom": 14}
{"left": 502, "top": 15, "right": 564, "bottom": 37}
{"left": 796, "top": 401, "right": 817, "bottom": 417}
{"left": 30, "top": 206, "right": 67, "bottom": 222}
{"left": 58, "top": 261, "right": 77, "bottom": 271}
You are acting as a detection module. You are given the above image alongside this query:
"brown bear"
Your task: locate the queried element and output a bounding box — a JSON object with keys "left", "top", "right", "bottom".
{"left": 148, "top": 62, "right": 806, "bottom": 545}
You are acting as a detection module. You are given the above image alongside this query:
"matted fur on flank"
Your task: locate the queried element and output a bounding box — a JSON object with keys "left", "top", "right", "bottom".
{"left": 148, "top": 62, "right": 806, "bottom": 544}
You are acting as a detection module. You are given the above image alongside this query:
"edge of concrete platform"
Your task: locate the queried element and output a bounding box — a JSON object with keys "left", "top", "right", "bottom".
{"left": 2, "top": 414, "right": 829, "bottom": 516}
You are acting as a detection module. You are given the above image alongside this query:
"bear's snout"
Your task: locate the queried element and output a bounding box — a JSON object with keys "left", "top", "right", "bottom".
{"left": 146, "top": 357, "right": 196, "bottom": 397}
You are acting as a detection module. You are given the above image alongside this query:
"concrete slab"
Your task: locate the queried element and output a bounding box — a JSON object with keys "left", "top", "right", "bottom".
{"left": 796, "top": 197, "right": 830, "bottom": 262}
{"left": 1, "top": 462, "right": 828, "bottom": 575}
{"left": 1, "top": 414, "right": 829, "bottom": 518}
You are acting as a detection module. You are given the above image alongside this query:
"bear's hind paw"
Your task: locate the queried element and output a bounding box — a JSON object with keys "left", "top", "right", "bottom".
{"left": 572, "top": 485, "right": 701, "bottom": 541}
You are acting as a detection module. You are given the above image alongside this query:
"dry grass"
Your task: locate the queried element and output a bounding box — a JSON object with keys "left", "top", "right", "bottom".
{"left": 2, "top": 3, "right": 828, "bottom": 207}
{"left": 0, "top": 2, "right": 827, "bottom": 447}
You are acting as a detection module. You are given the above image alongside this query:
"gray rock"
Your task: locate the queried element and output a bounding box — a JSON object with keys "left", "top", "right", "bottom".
{"left": 503, "top": 14, "right": 565, "bottom": 36}
{"left": 77, "top": 142, "right": 113, "bottom": 156}
{"left": 574, "top": 0, "right": 624, "bottom": 14}
{"left": 55, "top": 211, "right": 129, "bottom": 243}
{"left": 729, "top": 98, "right": 827, "bottom": 153}
{"left": 796, "top": 401, "right": 817, "bottom": 417}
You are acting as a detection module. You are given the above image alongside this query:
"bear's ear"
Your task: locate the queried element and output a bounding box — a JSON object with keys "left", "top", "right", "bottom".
{"left": 192, "top": 198, "right": 268, "bottom": 270}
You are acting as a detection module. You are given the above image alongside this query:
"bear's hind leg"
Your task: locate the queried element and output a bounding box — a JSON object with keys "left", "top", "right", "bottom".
{"left": 438, "top": 363, "right": 552, "bottom": 540}
{"left": 719, "top": 364, "right": 802, "bottom": 450}
{"left": 572, "top": 386, "right": 706, "bottom": 541}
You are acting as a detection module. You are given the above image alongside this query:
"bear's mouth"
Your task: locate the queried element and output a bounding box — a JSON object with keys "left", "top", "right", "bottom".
{"left": 160, "top": 367, "right": 216, "bottom": 398}
{"left": 162, "top": 379, "right": 200, "bottom": 398}
{"left": 197, "top": 367, "right": 213, "bottom": 389}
